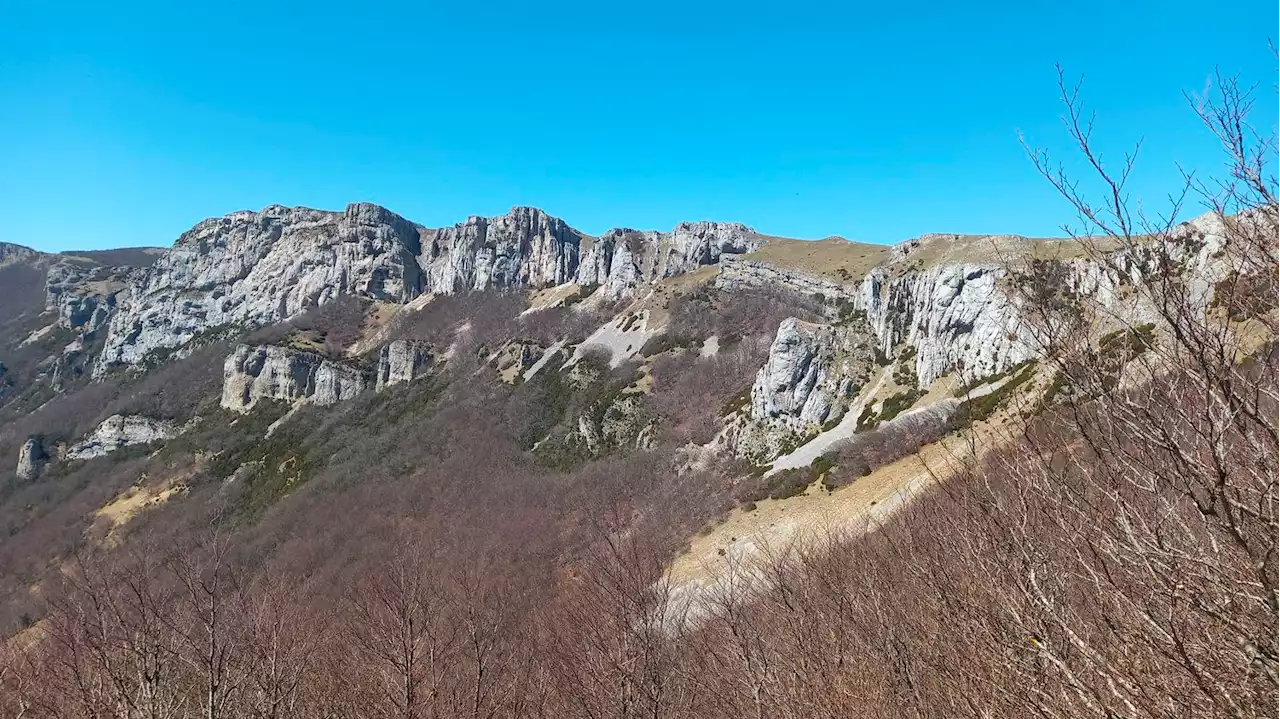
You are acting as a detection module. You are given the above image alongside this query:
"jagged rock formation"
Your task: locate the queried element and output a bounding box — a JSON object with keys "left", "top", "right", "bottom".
{"left": 65, "top": 415, "right": 179, "bottom": 460}
{"left": 376, "top": 340, "right": 433, "bottom": 391}
{"left": 719, "top": 255, "right": 1030, "bottom": 386}
{"left": 749, "top": 318, "right": 877, "bottom": 431}
{"left": 580, "top": 222, "right": 764, "bottom": 299}
{"left": 92, "top": 204, "right": 763, "bottom": 376}
{"left": 221, "top": 345, "right": 367, "bottom": 412}
{"left": 419, "top": 207, "right": 582, "bottom": 293}
{"left": 98, "top": 203, "right": 427, "bottom": 375}
{"left": 733, "top": 318, "right": 878, "bottom": 461}
{"left": 861, "top": 263, "right": 1030, "bottom": 385}
{"left": 16, "top": 437, "right": 48, "bottom": 479}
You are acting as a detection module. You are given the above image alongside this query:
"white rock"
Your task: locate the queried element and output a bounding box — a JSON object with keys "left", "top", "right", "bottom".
{"left": 65, "top": 415, "right": 179, "bottom": 460}
{"left": 97, "top": 204, "right": 426, "bottom": 375}
{"left": 94, "top": 205, "right": 763, "bottom": 376}
{"left": 376, "top": 340, "right": 433, "bottom": 391}
{"left": 221, "top": 345, "right": 367, "bottom": 412}
{"left": 749, "top": 318, "right": 876, "bottom": 435}
{"left": 16, "top": 437, "right": 48, "bottom": 479}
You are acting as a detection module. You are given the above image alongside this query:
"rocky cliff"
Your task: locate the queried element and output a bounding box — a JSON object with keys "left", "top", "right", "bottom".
{"left": 45, "top": 261, "right": 133, "bottom": 336}
{"left": 376, "top": 340, "right": 433, "bottom": 391}
{"left": 725, "top": 214, "right": 1237, "bottom": 463}
{"left": 749, "top": 318, "right": 877, "bottom": 433}
{"left": 89, "top": 204, "right": 764, "bottom": 376}
{"left": 221, "top": 345, "right": 368, "bottom": 412}
{"left": 97, "top": 203, "right": 427, "bottom": 375}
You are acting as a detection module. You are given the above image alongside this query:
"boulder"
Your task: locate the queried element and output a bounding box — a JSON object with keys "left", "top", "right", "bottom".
{"left": 16, "top": 437, "right": 48, "bottom": 479}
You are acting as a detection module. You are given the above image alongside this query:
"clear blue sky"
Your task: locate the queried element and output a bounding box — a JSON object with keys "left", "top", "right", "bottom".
{"left": 2, "top": 0, "right": 1275, "bottom": 252}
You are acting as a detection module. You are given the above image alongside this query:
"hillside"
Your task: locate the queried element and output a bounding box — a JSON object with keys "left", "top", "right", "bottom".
{"left": 0, "top": 191, "right": 1274, "bottom": 716}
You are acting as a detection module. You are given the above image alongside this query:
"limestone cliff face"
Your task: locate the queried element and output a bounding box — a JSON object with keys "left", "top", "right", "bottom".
{"left": 376, "top": 340, "right": 433, "bottom": 391}
{"left": 221, "top": 345, "right": 367, "bottom": 412}
{"left": 65, "top": 415, "right": 180, "bottom": 460}
{"left": 581, "top": 223, "right": 765, "bottom": 299}
{"left": 718, "top": 257, "right": 1030, "bottom": 387}
{"left": 98, "top": 203, "right": 426, "bottom": 375}
{"left": 419, "top": 207, "right": 582, "bottom": 293}
{"left": 750, "top": 318, "right": 876, "bottom": 432}
{"left": 860, "top": 264, "right": 1030, "bottom": 385}
{"left": 90, "top": 203, "right": 762, "bottom": 376}
{"left": 729, "top": 214, "right": 1237, "bottom": 463}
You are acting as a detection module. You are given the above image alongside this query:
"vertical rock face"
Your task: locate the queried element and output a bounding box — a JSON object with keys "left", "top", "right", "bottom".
{"left": 419, "top": 206, "right": 582, "bottom": 293}
{"left": 79, "top": 202, "right": 764, "bottom": 376}
{"left": 375, "top": 340, "right": 433, "bottom": 391}
{"left": 861, "top": 264, "right": 1031, "bottom": 386}
{"left": 98, "top": 203, "right": 426, "bottom": 375}
{"left": 16, "top": 437, "right": 47, "bottom": 479}
{"left": 221, "top": 345, "right": 367, "bottom": 412}
{"left": 65, "top": 415, "right": 180, "bottom": 460}
{"left": 719, "top": 255, "right": 1032, "bottom": 387}
{"left": 749, "top": 318, "right": 876, "bottom": 433}
{"left": 580, "top": 223, "right": 765, "bottom": 299}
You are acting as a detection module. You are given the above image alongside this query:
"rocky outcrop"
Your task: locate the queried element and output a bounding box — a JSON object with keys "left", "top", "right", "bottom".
{"left": 583, "top": 223, "right": 764, "bottom": 299}
{"left": 717, "top": 255, "right": 854, "bottom": 300}
{"left": 419, "top": 207, "right": 582, "bottom": 293}
{"left": 65, "top": 415, "right": 179, "bottom": 460}
{"left": 97, "top": 203, "right": 427, "bottom": 375}
{"left": 735, "top": 318, "right": 878, "bottom": 460}
{"left": 45, "top": 262, "right": 133, "bottom": 335}
{"left": 376, "top": 340, "right": 433, "bottom": 391}
{"left": 0, "top": 242, "right": 42, "bottom": 267}
{"left": 420, "top": 214, "right": 761, "bottom": 300}
{"left": 718, "top": 254, "right": 1028, "bottom": 386}
{"left": 16, "top": 437, "right": 48, "bottom": 479}
{"left": 93, "top": 203, "right": 763, "bottom": 376}
{"left": 861, "top": 263, "right": 1031, "bottom": 385}
{"left": 221, "top": 345, "right": 367, "bottom": 412}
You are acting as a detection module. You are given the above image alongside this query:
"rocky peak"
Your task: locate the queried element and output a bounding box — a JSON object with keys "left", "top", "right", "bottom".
{"left": 0, "top": 242, "right": 42, "bottom": 267}
{"left": 96, "top": 205, "right": 427, "bottom": 374}
{"left": 418, "top": 206, "right": 581, "bottom": 293}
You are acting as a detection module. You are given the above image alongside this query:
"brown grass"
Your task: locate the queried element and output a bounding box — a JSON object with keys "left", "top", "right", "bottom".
{"left": 744, "top": 237, "right": 890, "bottom": 281}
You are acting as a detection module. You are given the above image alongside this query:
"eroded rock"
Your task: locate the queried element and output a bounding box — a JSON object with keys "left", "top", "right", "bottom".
{"left": 376, "top": 340, "right": 433, "bottom": 391}
{"left": 65, "top": 415, "right": 179, "bottom": 460}
{"left": 16, "top": 437, "right": 48, "bottom": 479}
{"left": 221, "top": 345, "right": 367, "bottom": 412}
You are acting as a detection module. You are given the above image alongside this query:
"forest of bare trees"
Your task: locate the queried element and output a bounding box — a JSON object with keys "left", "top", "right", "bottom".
{"left": 1, "top": 73, "right": 1275, "bottom": 718}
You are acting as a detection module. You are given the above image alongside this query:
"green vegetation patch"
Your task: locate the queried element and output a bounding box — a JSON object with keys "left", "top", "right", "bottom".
{"left": 952, "top": 360, "right": 1039, "bottom": 428}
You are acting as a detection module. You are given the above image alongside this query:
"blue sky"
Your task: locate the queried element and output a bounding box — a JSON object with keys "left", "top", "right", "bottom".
{"left": 1, "top": 0, "right": 1275, "bottom": 252}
